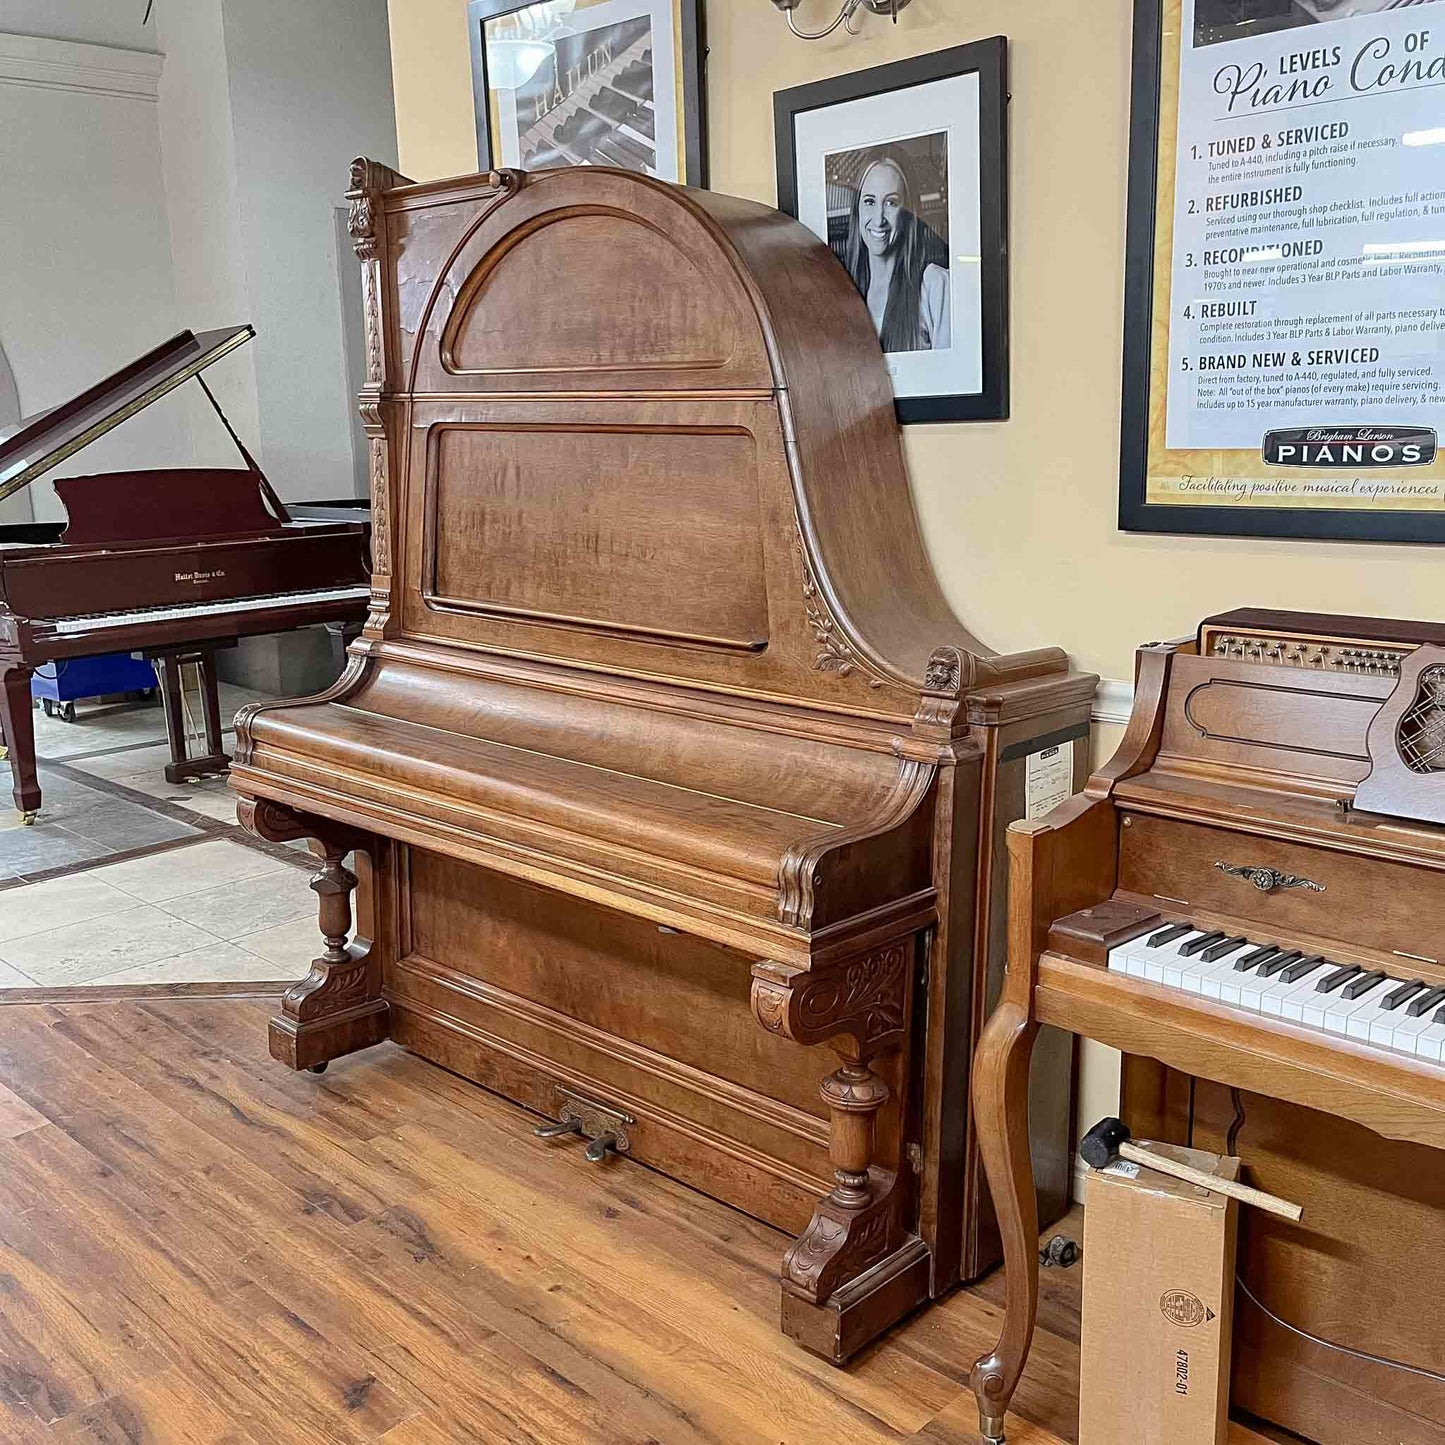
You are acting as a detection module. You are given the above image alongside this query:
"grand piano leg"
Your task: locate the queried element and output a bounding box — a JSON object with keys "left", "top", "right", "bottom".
{"left": 752, "top": 939, "right": 932, "bottom": 1364}
{"left": 969, "top": 999, "right": 1041, "bottom": 1444}
{"left": 237, "top": 798, "right": 390, "bottom": 1071}
{"left": 0, "top": 664, "right": 40, "bottom": 822}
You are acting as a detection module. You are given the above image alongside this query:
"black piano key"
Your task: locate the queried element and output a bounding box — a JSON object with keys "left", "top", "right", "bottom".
{"left": 1200, "top": 936, "right": 1248, "bottom": 962}
{"left": 1342, "top": 970, "right": 1388, "bottom": 1000}
{"left": 1147, "top": 923, "right": 1194, "bottom": 948}
{"left": 1234, "top": 944, "right": 1280, "bottom": 972}
{"left": 1380, "top": 980, "right": 1426, "bottom": 1012}
{"left": 1280, "top": 955, "right": 1328, "bottom": 984}
{"left": 1407, "top": 984, "right": 1445, "bottom": 1018}
{"left": 1316, "top": 964, "right": 1363, "bottom": 993}
{"left": 1259, "top": 950, "right": 1303, "bottom": 978}
{"left": 1178, "top": 931, "right": 1226, "bottom": 957}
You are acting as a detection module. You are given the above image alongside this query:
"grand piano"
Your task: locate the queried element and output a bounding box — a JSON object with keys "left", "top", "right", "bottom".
{"left": 970, "top": 610, "right": 1445, "bottom": 1444}
{"left": 0, "top": 326, "right": 372, "bottom": 820}
{"left": 231, "top": 159, "right": 1097, "bottom": 1359}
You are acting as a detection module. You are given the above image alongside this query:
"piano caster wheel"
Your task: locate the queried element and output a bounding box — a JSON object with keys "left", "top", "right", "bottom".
{"left": 306, "top": 1062, "right": 328, "bottom": 1074}
{"left": 979, "top": 1415, "right": 1006, "bottom": 1445}
{"left": 0, "top": 745, "right": 8, "bottom": 760}
{"left": 533, "top": 1117, "right": 583, "bottom": 1141}
{"left": 18, "top": 811, "right": 36, "bottom": 827}
{"left": 583, "top": 1132, "right": 619, "bottom": 1163}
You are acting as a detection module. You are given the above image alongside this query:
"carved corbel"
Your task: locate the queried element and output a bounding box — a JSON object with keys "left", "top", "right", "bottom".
{"left": 752, "top": 938, "right": 916, "bottom": 1304}
{"left": 237, "top": 798, "right": 389, "bottom": 1071}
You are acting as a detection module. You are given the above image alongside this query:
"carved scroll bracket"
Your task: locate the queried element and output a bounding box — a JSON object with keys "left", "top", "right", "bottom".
{"left": 751, "top": 940, "right": 910, "bottom": 1060}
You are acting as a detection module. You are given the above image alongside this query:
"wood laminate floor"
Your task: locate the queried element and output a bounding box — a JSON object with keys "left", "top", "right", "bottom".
{"left": 0, "top": 998, "right": 1273, "bottom": 1445}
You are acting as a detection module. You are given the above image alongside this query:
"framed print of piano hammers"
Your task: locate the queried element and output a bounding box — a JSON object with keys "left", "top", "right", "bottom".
{"left": 468, "top": 0, "right": 706, "bottom": 185}
{"left": 1119, "top": 0, "right": 1445, "bottom": 542}
{"left": 775, "top": 39, "right": 1009, "bottom": 423}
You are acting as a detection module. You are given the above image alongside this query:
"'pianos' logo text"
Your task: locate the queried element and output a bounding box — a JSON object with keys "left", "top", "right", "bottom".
{"left": 1262, "top": 426, "right": 1437, "bottom": 468}
{"left": 175, "top": 569, "right": 226, "bottom": 584}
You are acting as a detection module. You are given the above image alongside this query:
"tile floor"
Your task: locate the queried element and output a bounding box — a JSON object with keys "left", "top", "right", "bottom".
{"left": 0, "top": 684, "right": 321, "bottom": 992}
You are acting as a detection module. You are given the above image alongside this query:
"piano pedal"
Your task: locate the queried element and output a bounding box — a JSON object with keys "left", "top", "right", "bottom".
{"left": 534, "top": 1086, "right": 635, "bottom": 1162}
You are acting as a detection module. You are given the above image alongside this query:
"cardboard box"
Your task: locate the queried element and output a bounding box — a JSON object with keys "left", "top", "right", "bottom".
{"left": 1079, "top": 1143, "right": 1241, "bottom": 1445}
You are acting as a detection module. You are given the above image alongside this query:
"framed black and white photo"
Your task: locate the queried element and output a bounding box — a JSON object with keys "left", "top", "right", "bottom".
{"left": 468, "top": 0, "right": 706, "bottom": 186}
{"left": 775, "top": 38, "right": 1009, "bottom": 424}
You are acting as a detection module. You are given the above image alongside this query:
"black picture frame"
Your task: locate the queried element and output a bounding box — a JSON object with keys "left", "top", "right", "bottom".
{"left": 774, "top": 38, "right": 1009, "bottom": 425}
{"left": 468, "top": 0, "right": 707, "bottom": 188}
{"left": 1119, "top": 0, "right": 1443, "bottom": 544}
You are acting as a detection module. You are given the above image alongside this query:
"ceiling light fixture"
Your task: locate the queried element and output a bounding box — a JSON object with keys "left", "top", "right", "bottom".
{"left": 769, "top": 0, "right": 913, "bottom": 41}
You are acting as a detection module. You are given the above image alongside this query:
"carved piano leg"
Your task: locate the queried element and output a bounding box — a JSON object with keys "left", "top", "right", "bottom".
{"left": 752, "top": 942, "right": 932, "bottom": 1364}
{"left": 237, "top": 798, "right": 389, "bottom": 1071}
{"left": 0, "top": 664, "right": 39, "bottom": 822}
{"left": 969, "top": 999, "right": 1041, "bottom": 1444}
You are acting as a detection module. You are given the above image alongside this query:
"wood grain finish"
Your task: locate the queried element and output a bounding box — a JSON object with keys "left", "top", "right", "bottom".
{"left": 232, "top": 161, "right": 1095, "bottom": 1360}
{"left": 970, "top": 609, "right": 1445, "bottom": 1444}
{"left": 0, "top": 995, "right": 1299, "bottom": 1445}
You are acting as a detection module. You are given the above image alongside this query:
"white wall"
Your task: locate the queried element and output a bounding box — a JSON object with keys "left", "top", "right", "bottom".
{"left": 153, "top": 0, "right": 262, "bottom": 470}
{"left": 0, "top": 0, "right": 152, "bottom": 51}
{"left": 222, "top": 0, "right": 397, "bottom": 499}
{"left": 0, "top": 31, "right": 187, "bottom": 522}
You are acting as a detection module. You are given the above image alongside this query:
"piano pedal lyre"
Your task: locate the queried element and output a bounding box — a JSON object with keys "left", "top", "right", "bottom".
{"left": 533, "top": 1085, "right": 634, "bottom": 1164}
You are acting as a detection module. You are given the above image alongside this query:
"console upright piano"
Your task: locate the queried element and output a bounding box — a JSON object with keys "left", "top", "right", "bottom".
{"left": 970, "top": 610, "right": 1445, "bottom": 1443}
{"left": 232, "top": 160, "right": 1097, "bottom": 1359}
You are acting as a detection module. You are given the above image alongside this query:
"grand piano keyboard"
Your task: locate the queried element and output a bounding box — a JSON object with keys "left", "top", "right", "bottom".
{"left": 48, "top": 583, "right": 371, "bottom": 637}
{"left": 1108, "top": 923, "right": 1445, "bottom": 1063}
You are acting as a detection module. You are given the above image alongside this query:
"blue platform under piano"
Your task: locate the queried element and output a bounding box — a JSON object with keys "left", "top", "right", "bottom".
{"left": 31, "top": 652, "right": 158, "bottom": 721}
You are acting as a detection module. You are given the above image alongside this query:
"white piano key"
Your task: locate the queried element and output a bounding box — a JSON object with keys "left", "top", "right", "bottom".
{"left": 1375, "top": 997, "right": 1433, "bottom": 1051}
{"left": 1122, "top": 926, "right": 1201, "bottom": 982}
{"left": 1274, "top": 967, "right": 1335, "bottom": 1020}
{"left": 1320, "top": 977, "right": 1390, "bottom": 1037}
{"left": 1410, "top": 1019, "right": 1445, "bottom": 1063}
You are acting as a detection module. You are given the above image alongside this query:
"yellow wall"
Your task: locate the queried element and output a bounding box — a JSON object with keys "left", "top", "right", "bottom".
{"left": 383, "top": 0, "right": 1433, "bottom": 1150}
{"left": 387, "top": 0, "right": 1445, "bottom": 692}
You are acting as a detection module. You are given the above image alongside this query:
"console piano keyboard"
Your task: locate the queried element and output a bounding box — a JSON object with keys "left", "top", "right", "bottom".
{"left": 1108, "top": 922, "right": 1445, "bottom": 1062}
{"left": 48, "top": 583, "right": 370, "bottom": 636}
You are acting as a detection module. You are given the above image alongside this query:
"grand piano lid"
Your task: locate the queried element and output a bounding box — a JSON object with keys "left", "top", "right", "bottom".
{"left": 0, "top": 325, "right": 254, "bottom": 501}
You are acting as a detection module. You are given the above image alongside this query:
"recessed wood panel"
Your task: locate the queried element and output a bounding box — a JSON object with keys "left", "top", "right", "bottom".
{"left": 423, "top": 424, "right": 770, "bottom": 649}
{"left": 444, "top": 212, "right": 738, "bottom": 375}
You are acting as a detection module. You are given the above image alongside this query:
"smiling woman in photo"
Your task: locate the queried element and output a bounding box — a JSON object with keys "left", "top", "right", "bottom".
{"left": 843, "top": 155, "right": 951, "bottom": 353}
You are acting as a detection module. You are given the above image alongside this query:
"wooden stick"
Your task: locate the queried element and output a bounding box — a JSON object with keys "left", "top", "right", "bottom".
{"left": 1117, "top": 1141, "right": 1304, "bottom": 1222}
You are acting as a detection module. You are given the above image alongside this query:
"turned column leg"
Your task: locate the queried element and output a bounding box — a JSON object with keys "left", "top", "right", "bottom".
{"left": 237, "top": 798, "right": 390, "bottom": 1071}
{"left": 0, "top": 664, "right": 40, "bottom": 821}
{"left": 970, "top": 1001, "right": 1041, "bottom": 1444}
{"left": 781, "top": 1049, "right": 898, "bottom": 1304}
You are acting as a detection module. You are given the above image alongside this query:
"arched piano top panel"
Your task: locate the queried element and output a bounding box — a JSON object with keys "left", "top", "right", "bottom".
{"left": 363, "top": 166, "right": 1061, "bottom": 716}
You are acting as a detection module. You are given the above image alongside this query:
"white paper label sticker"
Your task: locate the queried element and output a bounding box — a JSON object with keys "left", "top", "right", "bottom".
{"left": 1025, "top": 744, "right": 1073, "bottom": 821}
{"left": 1100, "top": 1160, "right": 1141, "bottom": 1180}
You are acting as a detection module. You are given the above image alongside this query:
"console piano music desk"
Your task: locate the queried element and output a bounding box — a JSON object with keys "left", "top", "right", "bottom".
{"left": 970, "top": 610, "right": 1445, "bottom": 1445}
{"left": 0, "top": 328, "right": 372, "bottom": 820}
{"left": 230, "top": 159, "right": 1098, "bottom": 1362}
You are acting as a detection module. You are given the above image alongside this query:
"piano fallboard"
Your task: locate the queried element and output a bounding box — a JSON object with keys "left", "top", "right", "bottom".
{"left": 0, "top": 519, "right": 367, "bottom": 632}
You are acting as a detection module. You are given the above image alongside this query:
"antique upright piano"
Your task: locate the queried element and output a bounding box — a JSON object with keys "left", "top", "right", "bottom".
{"left": 231, "top": 159, "right": 1096, "bottom": 1359}
{"left": 971, "top": 610, "right": 1445, "bottom": 1444}
{"left": 0, "top": 327, "right": 372, "bottom": 818}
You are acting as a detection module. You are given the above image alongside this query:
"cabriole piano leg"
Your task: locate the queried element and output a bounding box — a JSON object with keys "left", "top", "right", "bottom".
{"left": 752, "top": 938, "right": 932, "bottom": 1364}
{"left": 237, "top": 798, "right": 389, "bottom": 1071}
{"left": 969, "top": 999, "right": 1041, "bottom": 1443}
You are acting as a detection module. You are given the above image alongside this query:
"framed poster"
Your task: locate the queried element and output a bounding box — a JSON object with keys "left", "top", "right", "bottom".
{"left": 775, "top": 39, "right": 1009, "bottom": 424}
{"left": 468, "top": 0, "right": 707, "bottom": 186}
{"left": 1121, "top": 0, "right": 1445, "bottom": 541}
